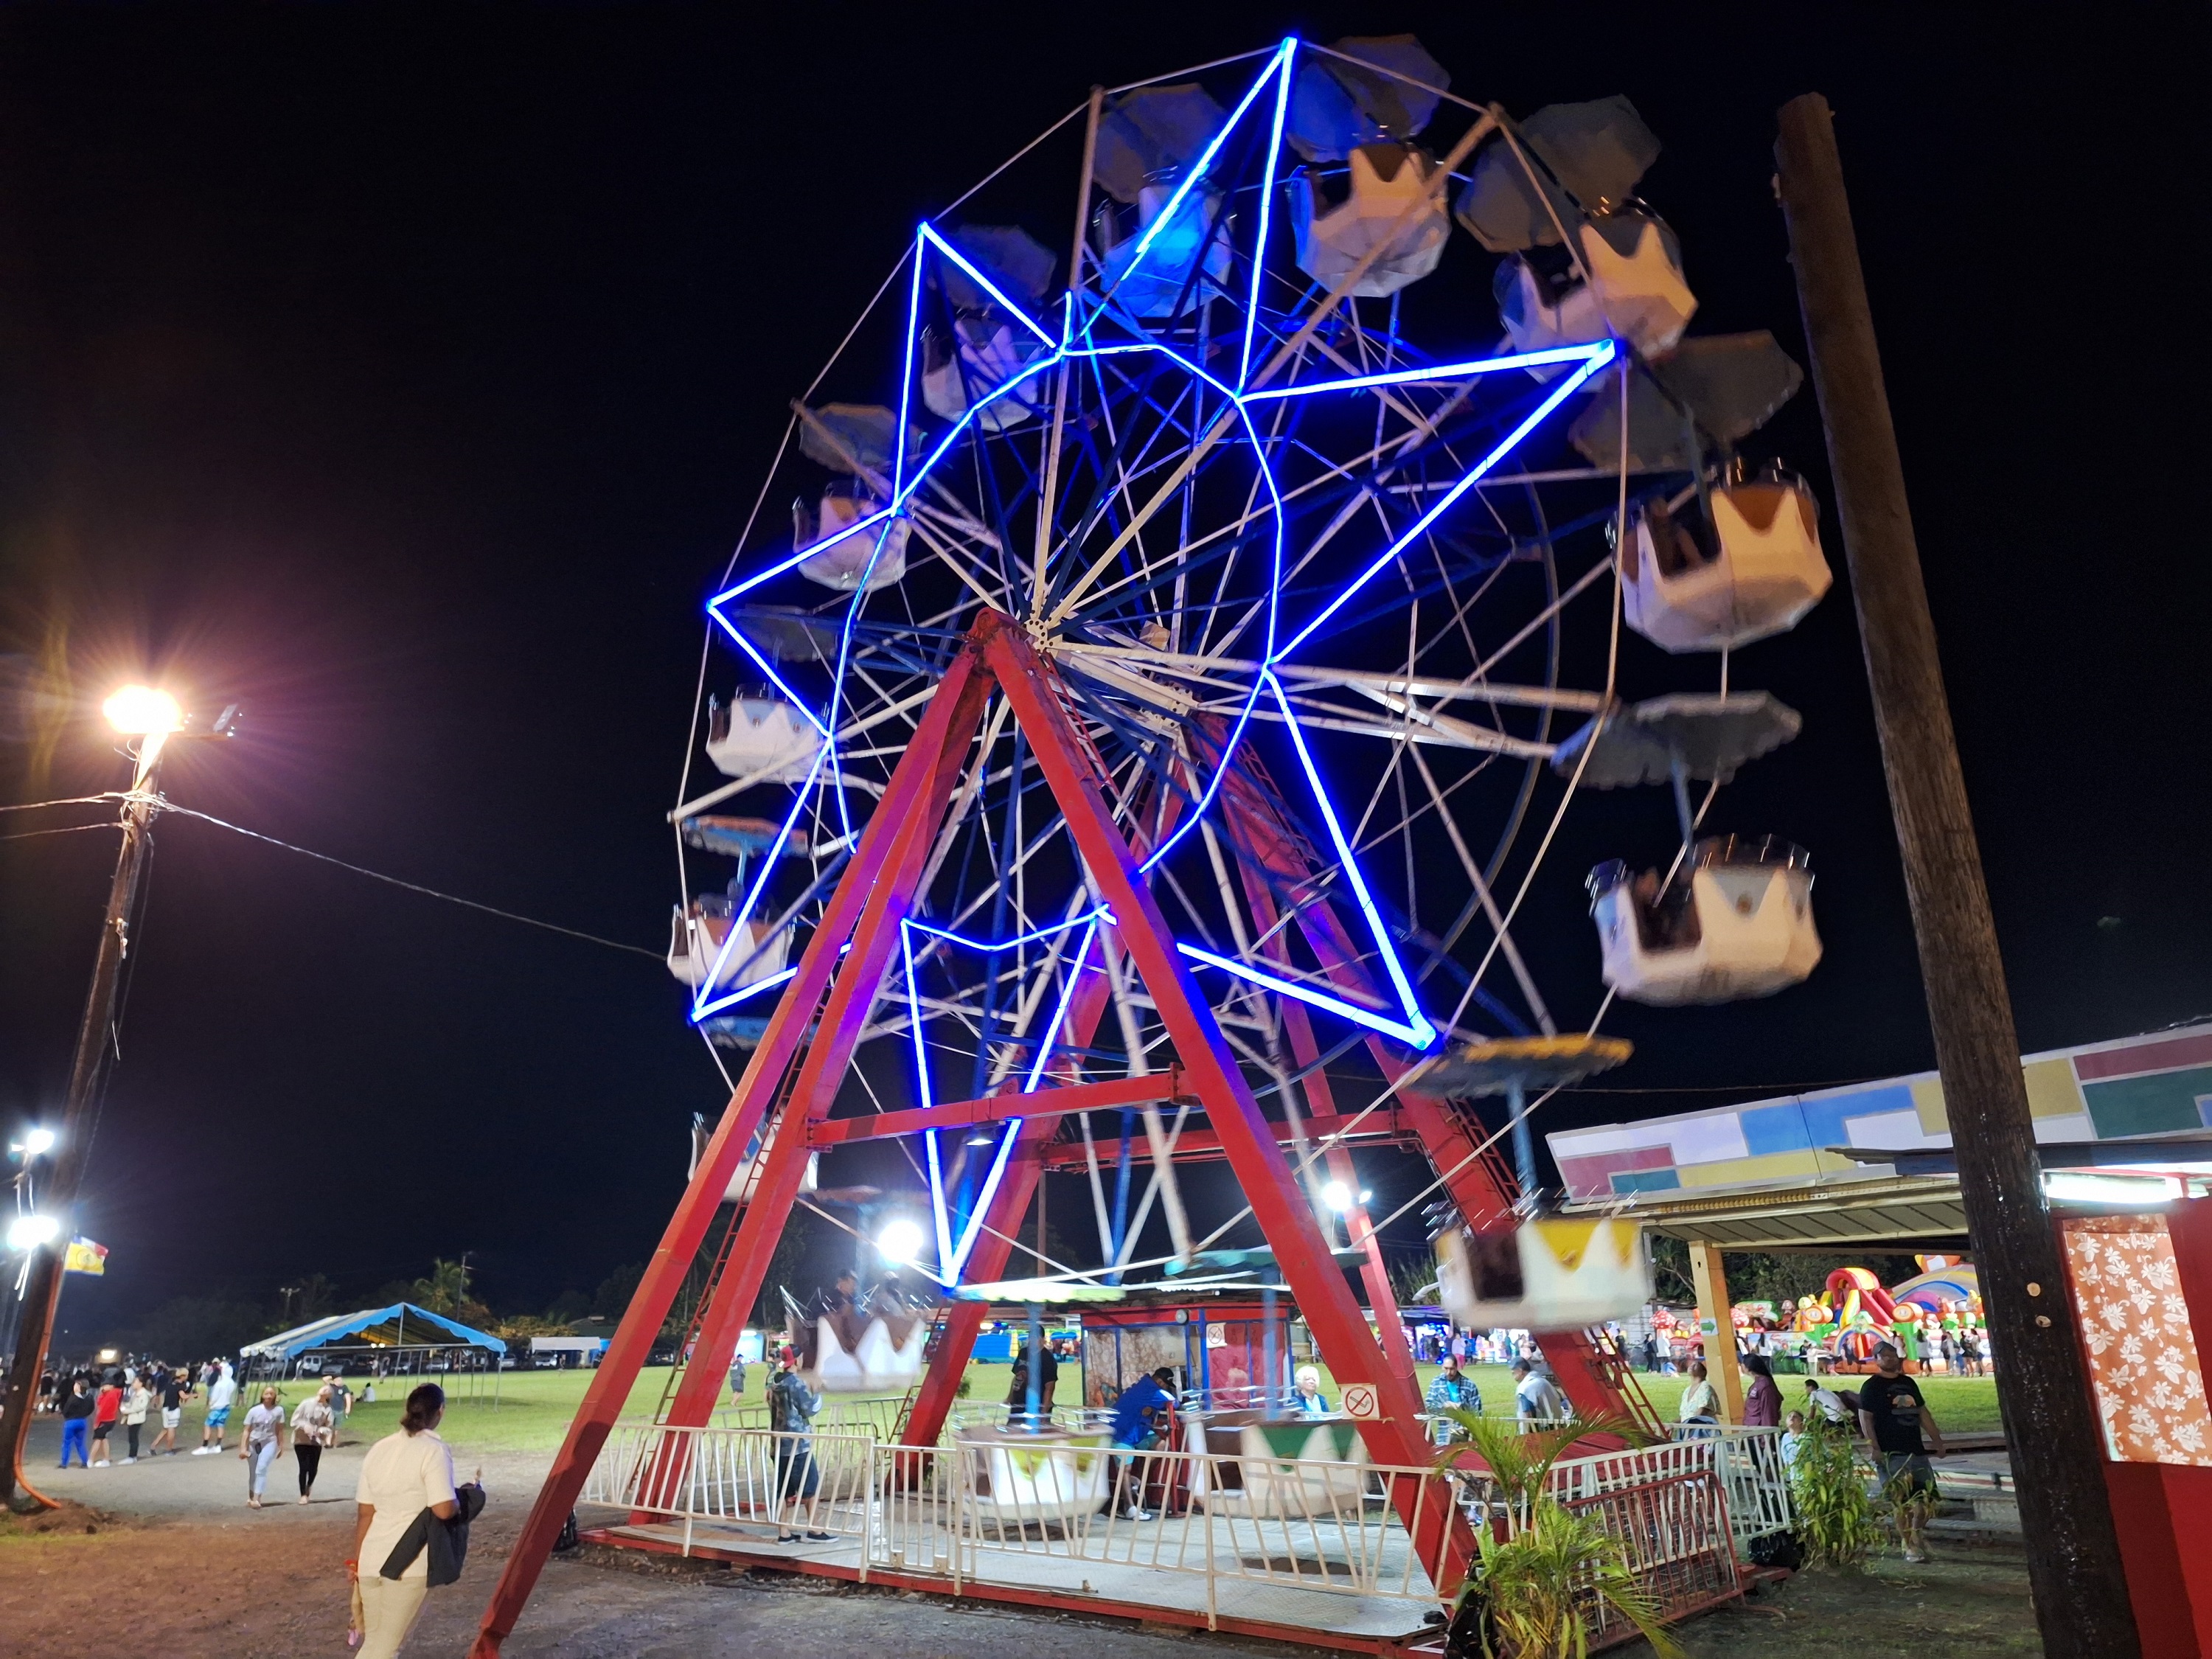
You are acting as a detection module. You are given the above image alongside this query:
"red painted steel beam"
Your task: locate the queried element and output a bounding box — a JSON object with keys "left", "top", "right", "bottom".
{"left": 898, "top": 774, "right": 1185, "bottom": 1450}
{"left": 807, "top": 1071, "right": 1188, "bottom": 1147}
{"left": 657, "top": 630, "right": 1002, "bottom": 1436}
{"left": 1222, "top": 773, "right": 1418, "bottom": 1392}
{"left": 985, "top": 627, "right": 1471, "bottom": 1585}
{"left": 470, "top": 631, "right": 998, "bottom": 1656}
{"left": 1036, "top": 1110, "right": 1417, "bottom": 1169}
{"left": 1213, "top": 734, "right": 1649, "bottom": 1434}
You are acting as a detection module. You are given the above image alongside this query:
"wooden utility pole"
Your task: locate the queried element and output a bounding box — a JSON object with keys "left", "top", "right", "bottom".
{"left": 1, "top": 740, "right": 164, "bottom": 1511}
{"left": 1775, "top": 94, "right": 2138, "bottom": 1655}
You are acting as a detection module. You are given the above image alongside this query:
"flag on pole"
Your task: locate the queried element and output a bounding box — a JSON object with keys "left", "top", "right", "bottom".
{"left": 64, "top": 1237, "right": 108, "bottom": 1276}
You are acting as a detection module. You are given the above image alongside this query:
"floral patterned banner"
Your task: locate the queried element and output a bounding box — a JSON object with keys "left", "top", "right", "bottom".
{"left": 2061, "top": 1215, "right": 2212, "bottom": 1467}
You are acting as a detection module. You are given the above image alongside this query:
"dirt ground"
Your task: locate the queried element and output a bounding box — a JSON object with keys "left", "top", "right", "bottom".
{"left": 4, "top": 1415, "right": 2040, "bottom": 1657}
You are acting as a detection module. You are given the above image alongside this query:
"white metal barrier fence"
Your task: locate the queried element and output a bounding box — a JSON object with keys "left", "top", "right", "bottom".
{"left": 584, "top": 1425, "right": 882, "bottom": 1563}
{"left": 1663, "top": 1424, "right": 1794, "bottom": 1549}
{"left": 582, "top": 1422, "right": 1764, "bottom": 1630}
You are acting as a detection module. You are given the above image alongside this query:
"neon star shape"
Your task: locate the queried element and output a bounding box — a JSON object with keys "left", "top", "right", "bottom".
{"left": 698, "top": 36, "right": 1618, "bottom": 1057}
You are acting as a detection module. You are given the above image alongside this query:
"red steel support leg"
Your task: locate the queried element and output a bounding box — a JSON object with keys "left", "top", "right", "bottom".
{"left": 1221, "top": 792, "right": 1418, "bottom": 1394}
{"left": 898, "top": 781, "right": 1178, "bottom": 1449}
{"left": 470, "top": 632, "right": 997, "bottom": 1656}
{"left": 987, "top": 630, "right": 1472, "bottom": 1585}
{"left": 1218, "top": 748, "right": 1651, "bottom": 1433}
{"left": 658, "top": 639, "right": 999, "bottom": 1433}
{"left": 897, "top": 1118, "right": 1056, "bottom": 1448}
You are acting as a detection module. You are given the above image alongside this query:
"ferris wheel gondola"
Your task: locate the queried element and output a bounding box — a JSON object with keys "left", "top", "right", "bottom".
{"left": 1556, "top": 694, "right": 1822, "bottom": 1004}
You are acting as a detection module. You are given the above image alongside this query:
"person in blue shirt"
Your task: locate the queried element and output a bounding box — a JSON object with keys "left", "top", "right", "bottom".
{"left": 1290, "top": 1366, "right": 1330, "bottom": 1415}
{"left": 1110, "top": 1368, "right": 1174, "bottom": 1450}
{"left": 767, "top": 1349, "right": 832, "bottom": 1544}
{"left": 1778, "top": 1409, "right": 1809, "bottom": 1483}
{"left": 1424, "top": 1355, "right": 1481, "bottom": 1444}
{"left": 1107, "top": 1367, "right": 1176, "bottom": 1523}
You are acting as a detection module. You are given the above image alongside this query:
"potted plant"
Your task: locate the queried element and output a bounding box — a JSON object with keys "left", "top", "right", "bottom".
{"left": 1433, "top": 1410, "right": 1683, "bottom": 1659}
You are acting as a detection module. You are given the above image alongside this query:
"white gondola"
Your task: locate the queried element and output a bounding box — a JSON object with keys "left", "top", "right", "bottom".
{"left": 1621, "top": 475, "right": 1832, "bottom": 653}
{"left": 704, "top": 694, "right": 823, "bottom": 782}
{"left": 1435, "top": 1217, "right": 1651, "bottom": 1332}
{"left": 794, "top": 484, "right": 908, "bottom": 592}
{"left": 1587, "top": 835, "right": 1820, "bottom": 1005}
{"left": 1097, "top": 181, "right": 1233, "bottom": 319}
{"left": 1289, "top": 142, "right": 1450, "bottom": 299}
{"left": 666, "top": 902, "right": 790, "bottom": 991}
{"left": 1498, "top": 214, "right": 1694, "bottom": 365}
{"left": 954, "top": 1425, "right": 1114, "bottom": 1524}
{"left": 800, "top": 1307, "right": 929, "bottom": 1394}
{"left": 1189, "top": 1413, "right": 1368, "bottom": 1517}
{"left": 922, "top": 319, "right": 1050, "bottom": 431}
{"left": 687, "top": 1113, "right": 816, "bottom": 1206}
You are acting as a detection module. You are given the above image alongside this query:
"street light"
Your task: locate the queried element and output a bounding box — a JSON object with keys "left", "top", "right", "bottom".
{"left": 1321, "top": 1180, "right": 1353, "bottom": 1213}
{"left": 15, "top": 1129, "right": 55, "bottom": 1160}
{"left": 101, "top": 684, "right": 183, "bottom": 736}
{"left": 5, "top": 1215, "right": 58, "bottom": 1253}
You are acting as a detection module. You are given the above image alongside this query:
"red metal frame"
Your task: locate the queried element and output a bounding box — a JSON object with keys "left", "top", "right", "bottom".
{"left": 1220, "top": 765, "right": 1416, "bottom": 1392}
{"left": 982, "top": 625, "right": 1467, "bottom": 1574}
{"left": 475, "top": 613, "right": 1491, "bottom": 1649}
{"left": 1213, "top": 737, "right": 1657, "bottom": 1436}
{"left": 470, "top": 632, "right": 998, "bottom": 1655}
{"left": 807, "top": 1072, "right": 1188, "bottom": 1147}
{"left": 1036, "top": 1107, "right": 1417, "bottom": 1167}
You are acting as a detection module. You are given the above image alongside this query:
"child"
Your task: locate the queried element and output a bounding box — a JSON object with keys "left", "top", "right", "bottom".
{"left": 1780, "top": 1409, "right": 1809, "bottom": 1480}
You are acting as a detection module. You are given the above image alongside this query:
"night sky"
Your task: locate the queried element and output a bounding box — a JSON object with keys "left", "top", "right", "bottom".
{"left": 2, "top": 6, "right": 2205, "bottom": 1346}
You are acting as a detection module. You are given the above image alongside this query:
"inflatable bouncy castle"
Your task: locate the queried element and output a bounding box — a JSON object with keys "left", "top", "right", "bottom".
{"left": 1825, "top": 1265, "right": 1898, "bottom": 1328}
{"left": 1889, "top": 1259, "right": 1980, "bottom": 1318}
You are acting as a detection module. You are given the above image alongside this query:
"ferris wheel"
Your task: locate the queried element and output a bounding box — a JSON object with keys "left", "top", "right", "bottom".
{"left": 663, "top": 34, "right": 1831, "bottom": 1299}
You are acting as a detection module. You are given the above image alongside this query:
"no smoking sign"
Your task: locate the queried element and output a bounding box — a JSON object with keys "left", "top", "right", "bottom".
{"left": 1343, "top": 1383, "right": 1380, "bottom": 1420}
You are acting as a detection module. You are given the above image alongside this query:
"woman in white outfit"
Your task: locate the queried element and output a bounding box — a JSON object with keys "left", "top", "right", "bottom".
{"left": 240, "top": 1386, "right": 286, "bottom": 1507}
{"left": 351, "top": 1383, "right": 459, "bottom": 1659}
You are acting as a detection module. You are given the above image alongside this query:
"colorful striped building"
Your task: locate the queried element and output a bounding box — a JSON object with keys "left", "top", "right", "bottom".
{"left": 1548, "top": 1022, "right": 2212, "bottom": 1203}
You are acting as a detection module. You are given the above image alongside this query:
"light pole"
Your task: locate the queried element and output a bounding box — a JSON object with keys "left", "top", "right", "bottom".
{"left": 0, "top": 685, "right": 235, "bottom": 1511}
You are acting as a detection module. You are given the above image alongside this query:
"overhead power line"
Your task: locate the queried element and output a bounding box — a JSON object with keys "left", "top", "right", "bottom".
{"left": 161, "top": 803, "right": 663, "bottom": 962}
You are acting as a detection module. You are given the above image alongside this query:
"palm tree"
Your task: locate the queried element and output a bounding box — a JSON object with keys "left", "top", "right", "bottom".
{"left": 411, "top": 1259, "right": 469, "bottom": 1315}
{"left": 1433, "top": 1409, "right": 1683, "bottom": 1659}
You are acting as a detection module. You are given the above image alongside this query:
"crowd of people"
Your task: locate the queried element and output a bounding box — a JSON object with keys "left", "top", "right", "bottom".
{"left": 30, "top": 1353, "right": 494, "bottom": 1652}
{"left": 1631, "top": 1315, "right": 1989, "bottom": 1378}
{"left": 37, "top": 1355, "right": 358, "bottom": 1506}
{"left": 1663, "top": 1340, "right": 1951, "bottom": 1562}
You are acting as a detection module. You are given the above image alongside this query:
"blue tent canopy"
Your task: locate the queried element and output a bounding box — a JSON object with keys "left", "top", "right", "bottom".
{"left": 240, "top": 1301, "right": 507, "bottom": 1363}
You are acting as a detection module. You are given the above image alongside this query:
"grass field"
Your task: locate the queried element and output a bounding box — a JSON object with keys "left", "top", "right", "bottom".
{"left": 230, "top": 1357, "right": 2004, "bottom": 1455}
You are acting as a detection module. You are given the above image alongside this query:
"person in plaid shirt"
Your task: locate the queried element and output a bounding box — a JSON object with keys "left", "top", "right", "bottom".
{"left": 1424, "top": 1355, "right": 1481, "bottom": 1444}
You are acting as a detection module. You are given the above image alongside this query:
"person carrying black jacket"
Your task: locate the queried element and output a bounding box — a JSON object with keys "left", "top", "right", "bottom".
{"left": 379, "top": 1478, "right": 488, "bottom": 1585}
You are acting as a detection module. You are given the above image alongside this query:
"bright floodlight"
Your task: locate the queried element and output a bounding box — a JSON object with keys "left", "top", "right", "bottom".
{"left": 22, "top": 1127, "right": 55, "bottom": 1157}
{"left": 103, "top": 684, "right": 183, "bottom": 736}
{"left": 1321, "top": 1179, "right": 1354, "bottom": 1213}
{"left": 6, "top": 1214, "right": 60, "bottom": 1251}
{"left": 877, "top": 1218, "right": 925, "bottom": 1262}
